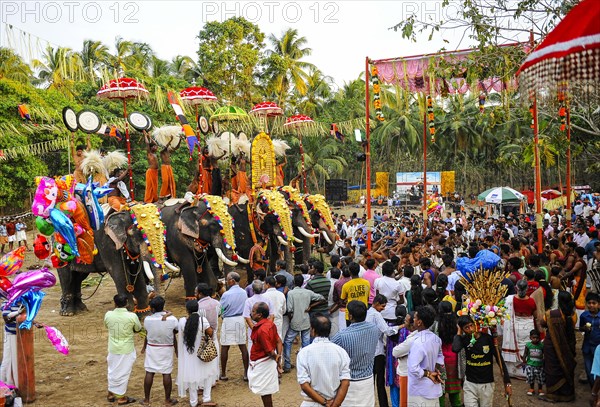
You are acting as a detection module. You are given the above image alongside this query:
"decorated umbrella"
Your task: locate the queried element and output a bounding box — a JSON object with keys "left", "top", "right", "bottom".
{"left": 541, "top": 189, "right": 562, "bottom": 200}
{"left": 284, "top": 114, "right": 314, "bottom": 193}
{"left": 97, "top": 78, "right": 149, "bottom": 198}
{"left": 517, "top": 0, "right": 600, "bottom": 237}
{"left": 477, "top": 187, "right": 525, "bottom": 204}
{"left": 249, "top": 101, "right": 284, "bottom": 133}
{"left": 179, "top": 86, "right": 218, "bottom": 137}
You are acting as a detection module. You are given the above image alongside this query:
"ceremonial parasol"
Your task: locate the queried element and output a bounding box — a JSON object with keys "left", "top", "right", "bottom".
{"left": 477, "top": 187, "right": 525, "bottom": 204}
{"left": 517, "top": 0, "right": 600, "bottom": 234}
{"left": 210, "top": 106, "right": 249, "bottom": 123}
{"left": 284, "top": 114, "right": 314, "bottom": 193}
{"left": 97, "top": 78, "right": 149, "bottom": 198}
{"left": 541, "top": 189, "right": 562, "bottom": 200}
{"left": 249, "top": 101, "right": 283, "bottom": 133}
{"left": 179, "top": 86, "right": 218, "bottom": 136}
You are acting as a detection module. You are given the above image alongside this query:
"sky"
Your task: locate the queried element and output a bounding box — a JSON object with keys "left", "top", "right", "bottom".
{"left": 1, "top": 0, "right": 474, "bottom": 86}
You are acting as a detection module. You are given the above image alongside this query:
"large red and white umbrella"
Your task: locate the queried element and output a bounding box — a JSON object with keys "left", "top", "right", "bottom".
{"left": 284, "top": 114, "right": 315, "bottom": 193}
{"left": 250, "top": 101, "right": 283, "bottom": 133}
{"left": 517, "top": 0, "right": 600, "bottom": 93}
{"left": 179, "top": 87, "right": 217, "bottom": 106}
{"left": 97, "top": 78, "right": 149, "bottom": 198}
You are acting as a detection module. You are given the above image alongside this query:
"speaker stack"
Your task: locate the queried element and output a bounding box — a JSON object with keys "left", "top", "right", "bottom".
{"left": 325, "top": 179, "right": 348, "bottom": 202}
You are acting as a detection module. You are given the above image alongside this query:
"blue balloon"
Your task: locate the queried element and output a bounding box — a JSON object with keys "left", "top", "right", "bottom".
{"left": 48, "top": 208, "right": 79, "bottom": 257}
{"left": 18, "top": 290, "right": 46, "bottom": 330}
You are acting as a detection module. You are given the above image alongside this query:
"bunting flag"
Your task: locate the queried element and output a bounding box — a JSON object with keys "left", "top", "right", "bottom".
{"left": 0, "top": 137, "right": 69, "bottom": 161}
{"left": 17, "top": 104, "right": 32, "bottom": 122}
{"left": 330, "top": 124, "right": 345, "bottom": 142}
{"left": 167, "top": 91, "right": 197, "bottom": 157}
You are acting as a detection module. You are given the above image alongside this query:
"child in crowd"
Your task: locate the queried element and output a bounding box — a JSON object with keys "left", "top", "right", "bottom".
{"left": 580, "top": 292, "right": 600, "bottom": 387}
{"left": 522, "top": 329, "right": 545, "bottom": 396}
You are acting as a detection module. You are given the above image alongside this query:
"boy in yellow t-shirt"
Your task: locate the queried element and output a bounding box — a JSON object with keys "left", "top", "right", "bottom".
{"left": 341, "top": 262, "right": 370, "bottom": 326}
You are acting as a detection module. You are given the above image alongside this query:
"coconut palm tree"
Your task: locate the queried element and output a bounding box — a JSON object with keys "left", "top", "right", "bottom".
{"left": 264, "top": 28, "right": 315, "bottom": 106}
{"left": 109, "top": 36, "right": 133, "bottom": 75}
{"left": 32, "top": 45, "right": 82, "bottom": 96}
{"left": 79, "top": 39, "right": 110, "bottom": 80}
{"left": 171, "top": 55, "right": 200, "bottom": 83}
{"left": 293, "top": 67, "right": 333, "bottom": 117}
{"left": 0, "top": 48, "right": 31, "bottom": 83}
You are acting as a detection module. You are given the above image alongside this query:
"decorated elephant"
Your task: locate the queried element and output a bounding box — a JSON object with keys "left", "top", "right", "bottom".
{"left": 277, "top": 186, "right": 320, "bottom": 265}
{"left": 161, "top": 195, "right": 245, "bottom": 299}
{"left": 304, "top": 194, "right": 338, "bottom": 254}
{"left": 58, "top": 204, "right": 177, "bottom": 316}
{"left": 229, "top": 189, "right": 296, "bottom": 278}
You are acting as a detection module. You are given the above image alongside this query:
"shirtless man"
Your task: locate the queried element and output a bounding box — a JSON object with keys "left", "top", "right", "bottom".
{"left": 107, "top": 168, "right": 131, "bottom": 211}
{"left": 144, "top": 132, "right": 159, "bottom": 203}
{"left": 71, "top": 136, "right": 91, "bottom": 184}
{"left": 201, "top": 146, "right": 226, "bottom": 196}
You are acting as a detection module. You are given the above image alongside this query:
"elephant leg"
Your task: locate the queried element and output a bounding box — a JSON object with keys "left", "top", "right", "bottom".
{"left": 72, "top": 271, "right": 90, "bottom": 313}
{"left": 58, "top": 267, "right": 76, "bottom": 317}
{"left": 179, "top": 255, "right": 199, "bottom": 300}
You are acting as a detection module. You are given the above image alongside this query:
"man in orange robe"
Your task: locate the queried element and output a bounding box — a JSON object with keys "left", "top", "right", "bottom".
{"left": 144, "top": 133, "right": 159, "bottom": 203}
{"left": 159, "top": 146, "right": 176, "bottom": 199}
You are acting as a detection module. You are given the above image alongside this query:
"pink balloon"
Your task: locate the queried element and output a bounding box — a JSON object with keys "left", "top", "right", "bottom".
{"left": 58, "top": 200, "right": 76, "bottom": 216}
{"left": 32, "top": 177, "right": 58, "bottom": 218}
{"left": 73, "top": 223, "right": 84, "bottom": 236}
{"left": 5, "top": 268, "right": 56, "bottom": 307}
{"left": 44, "top": 326, "right": 69, "bottom": 355}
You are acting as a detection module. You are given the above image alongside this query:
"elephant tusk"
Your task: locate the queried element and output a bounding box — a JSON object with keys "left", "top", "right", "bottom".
{"left": 322, "top": 230, "right": 333, "bottom": 245}
{"left": 293, "top": 236, "right": 303, "bottom": 243}
{"left": 216, "top": 248, "right": 238, "bottom": 266}
{"left": 164, "top": 260, "right": 180, "bottom": 273}
{"left": 298, "top": 226, "right": 313, "bottom": 238}
{"left": 236, "top": 253, "right": 250, "bottom": 264}
{"left": 143, "top": 261, "right": 154, "bottom": 281}
{"left": 277, "top": 236, "right": 289, "bottom": 246}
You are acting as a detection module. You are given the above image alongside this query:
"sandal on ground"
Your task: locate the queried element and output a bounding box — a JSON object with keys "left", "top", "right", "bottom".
{"left": 538, "top": 395, "right": 555, "bottom": 403}
{"left": 107, "top": 392, "right": 116, "bottom": 402}
{"left": 243, "top": 376, "right": 248, "bottom": 382}
{"left": 117, "top": 396, "right": 137, "bottom": 405}
{"left": 164, "top": 399, "right": 178, "bottom": 406}
{"left": 219, "top": 375, "right": 229, "bottom": 381}
{"left": 527, "top": 389, "right": 535, "bottom": 395}
{"left": 139, "top": 401, "right": 151, "bottom": 407}
{"left": 201, "top": 402, "right": 217, "bottom": 406}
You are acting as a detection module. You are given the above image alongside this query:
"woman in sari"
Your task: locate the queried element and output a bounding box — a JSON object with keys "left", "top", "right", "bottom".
{"left": 540, "top": 291, "right": 577, "bottom": 402}
{"left": 502, "top": 279, "right": 537, "bottom": 379}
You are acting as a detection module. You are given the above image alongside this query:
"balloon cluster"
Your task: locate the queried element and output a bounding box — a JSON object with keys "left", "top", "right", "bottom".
{"left": 456, "top": 299, "right": 508, "bottom": 329}
{"left": 0, "top": 249, "right": 57, "bottom": 329}
{"left": 32, "top": 175, "right": 110, "bottom": 267}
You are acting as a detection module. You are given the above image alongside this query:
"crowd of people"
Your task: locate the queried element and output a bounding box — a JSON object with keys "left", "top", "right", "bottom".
{"left": 0, "top": 218, "right": 29, "bottom": 253}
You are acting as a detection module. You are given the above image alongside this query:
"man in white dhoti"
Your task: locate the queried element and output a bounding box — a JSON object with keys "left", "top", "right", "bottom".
{"left": 219, "top": 272, "right": 249, "bottom": 381}
{"left": 140, "top": 296, "right": 179, "bottom": 407}
{"left": 104, "top": 294, "right": 142, "bottom": 405}
{"left": 1, "top": 302, "right": 22, "bottom": 387}
{"left": 248, "top": 302, "right": 283, "bottom": 407}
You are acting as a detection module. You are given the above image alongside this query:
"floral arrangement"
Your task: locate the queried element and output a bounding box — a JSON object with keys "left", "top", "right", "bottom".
{"left": 457, "top": 298, "right": 508, "bottom": 329}
{"left": 457, "top": 268, "right": 509, "bottom": 330}
{"left": 427, "top": 95, "right": 435, "bottom": 143}
{"left": 305, "top": 194, "right": 336, "bottom": 234}
{"left": 257, "top": 189, "right": 294, "bottom": 243}
{"left": 371, "top": 65, "right": 385, "bottom": 121}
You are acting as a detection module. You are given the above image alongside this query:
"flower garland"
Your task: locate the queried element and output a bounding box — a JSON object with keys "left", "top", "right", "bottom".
{"left": 199, "top": 194, "right": 236, "bottom": 251}
{"left": 305, "top": 194, "right": 336, "bottom": 234}
{"left": 371, "top": 65, "right": 385, "bottom": 121}
{"left": 557, "top": 82, "right": 567, "bottom": 132}
{"left": 427, "top": 95, "right": 435, "bottom": 143}
{"left": 260, "top": 196, "right": 288, "bottom": 241}
{"left": 129, "top": 206, "right": 166, "bottom": 271}
{"left": 478, "top": 93, "right": 486, "bottom": 114}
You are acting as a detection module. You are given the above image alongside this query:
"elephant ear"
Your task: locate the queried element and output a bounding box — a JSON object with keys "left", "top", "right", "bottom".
{"left": 178, "top": 206, "right": 201, "bottom": 239}
{"left": 104, "top": 211, "right": 131, "bottom": 250}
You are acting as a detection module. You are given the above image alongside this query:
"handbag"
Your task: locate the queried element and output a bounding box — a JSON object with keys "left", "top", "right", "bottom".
{"left": 197, "top": 316, "right": 218, "bottom": 362}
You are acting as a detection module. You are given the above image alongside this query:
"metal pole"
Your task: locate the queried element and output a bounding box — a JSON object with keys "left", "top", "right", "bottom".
{"left": 365, "top": 57, "right": 372, "bottom": 250}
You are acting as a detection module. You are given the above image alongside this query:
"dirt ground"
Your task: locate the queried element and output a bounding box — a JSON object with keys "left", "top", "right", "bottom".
{"left": 0, "top": 211, "right": 592, "bottom": 406}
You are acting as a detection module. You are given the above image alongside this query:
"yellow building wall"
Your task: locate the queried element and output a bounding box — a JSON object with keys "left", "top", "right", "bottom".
{"left": 347, "top": 172, "right": 389, "bottom": 203}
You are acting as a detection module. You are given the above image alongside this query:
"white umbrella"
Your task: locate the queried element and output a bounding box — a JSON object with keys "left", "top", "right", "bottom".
{"left": 478, "top": 187, "right": 525, "bottom": 204}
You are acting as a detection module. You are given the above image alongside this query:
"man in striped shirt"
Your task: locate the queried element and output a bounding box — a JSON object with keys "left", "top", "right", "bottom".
{"left": 306, "top": 260, "right": 331, "bottom": 318}
{"left": 331, "top": 300, "right": 379, "bottom": 407}
{"left": 1, "top": 301, "right": 22, "bottom": 386}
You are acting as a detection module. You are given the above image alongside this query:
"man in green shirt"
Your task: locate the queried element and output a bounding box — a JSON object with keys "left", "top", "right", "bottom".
{"left": 306, "top": 260, "right": 332, "bottom": 317}
{"left": 104, "top": 294, "right": 142, "bottom": 404}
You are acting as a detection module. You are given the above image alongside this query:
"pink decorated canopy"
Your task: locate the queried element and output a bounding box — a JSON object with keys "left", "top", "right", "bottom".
{"left": 372, "top": 43, "right": 527, "bottom": 95}
{"left": 97, "top": 78, "right": 149, "bottom": 99}
{"left": 250, "top": 101, "right": 283, "bottom": 117}
{"left": 179, "top": 87, "right": 218, "bottom": 105}
{"left": 284, "top": 114, "right": 314, "bottom": 129}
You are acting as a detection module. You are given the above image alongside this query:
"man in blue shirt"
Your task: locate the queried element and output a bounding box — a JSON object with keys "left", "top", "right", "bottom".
{"left": 219, "top": 271, "right": 249, "bottom": 381}
{"left": 580, "top": 292, "right": 600, "bottom": 387}
{"left": 331, "top": 300, "right": 379, "bottom": 407}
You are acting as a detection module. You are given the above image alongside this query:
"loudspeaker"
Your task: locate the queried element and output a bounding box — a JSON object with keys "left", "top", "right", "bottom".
{"left": 326, "top": 179, "right": 348, "bottom": 201}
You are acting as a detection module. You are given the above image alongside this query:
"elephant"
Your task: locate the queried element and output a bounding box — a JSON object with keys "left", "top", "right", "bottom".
{"left": 277, "top": 186, "right": 320, "bottom": 265}
{"left": 161, "top": 197, "right": 245, "bottom": 299}
{"left": 304, "top": 194, "right": 338, "bottom": 255}
{"left": 229, "top": 189, "right": 296, "bottom": 278}
{"left": 58, "top": 208, "right": 173, "bottom": 316}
